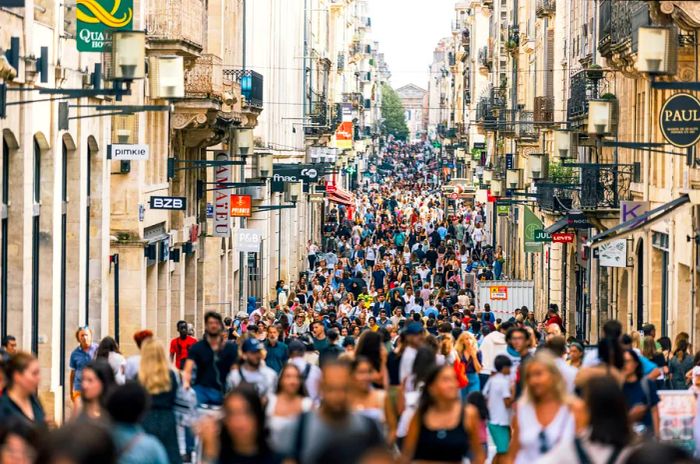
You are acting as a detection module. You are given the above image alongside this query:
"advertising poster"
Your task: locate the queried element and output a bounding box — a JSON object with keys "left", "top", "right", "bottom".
{"left": 657, "top": 390, "right": 696, "bottom": 454}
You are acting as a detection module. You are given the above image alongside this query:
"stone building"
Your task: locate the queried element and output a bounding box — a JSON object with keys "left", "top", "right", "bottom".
{"left": 396, "top": 83, "right": 428, "bottom": 142}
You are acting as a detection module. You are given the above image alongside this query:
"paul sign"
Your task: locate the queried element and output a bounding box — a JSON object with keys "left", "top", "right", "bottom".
{"left": 660, "top": 93, "right": 700, "bottom": 148}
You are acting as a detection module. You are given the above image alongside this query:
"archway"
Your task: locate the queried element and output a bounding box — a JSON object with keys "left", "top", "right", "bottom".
{"left": 33, "top": 132, "right": 53, "bottom": 357}
{"left": 86, "top": 136, "right": 105, "bottom": 332}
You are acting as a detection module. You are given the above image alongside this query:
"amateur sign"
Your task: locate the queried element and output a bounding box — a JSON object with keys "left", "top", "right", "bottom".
{"left": 660, "top": 93, "right": 700, "bottom": 148}
{"left": 76, "top": 0, "right": 134, "bottom": 52}
{"left": 108, "top": 144, "right": 149, "bottom": 161}
{"left": 237, "top": 229, "right": 262, "bottom": 253}
{"left": 149, "top": 196, "right": 186, "bottom": 210}
{"left": 213, "top": 152, "right": 231, "bottom": 237}
{"left": 230, "top": 194, "right": 252, "bottom": 217}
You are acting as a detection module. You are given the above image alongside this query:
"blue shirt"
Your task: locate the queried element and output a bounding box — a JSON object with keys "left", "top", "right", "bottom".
{"left": 113, "top": 424, "right": 168, "bottom": 464}
{"left": 622, "top": 379, "right": 659, "bottom": 431}
{"left": 69, "top": 343, "right": 98, "bottom": 391}
{"left": 437, "top": 226, "right": 448, "bottom": 240}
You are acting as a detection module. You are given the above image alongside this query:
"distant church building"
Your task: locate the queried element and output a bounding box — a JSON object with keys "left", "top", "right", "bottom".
{"left": 395, "top": 84, "right": 427, "bottom": 142}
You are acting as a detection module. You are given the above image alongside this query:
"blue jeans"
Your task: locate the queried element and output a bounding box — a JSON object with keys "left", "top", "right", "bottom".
{"left": 193, "top": 385, "right": 223, "bottom": 407}
{"left": 461, "top": 373, "right": 482, "bottom": 402}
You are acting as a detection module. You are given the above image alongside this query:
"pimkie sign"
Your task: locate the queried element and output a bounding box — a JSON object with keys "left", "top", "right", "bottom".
{"left": 230, "top": 194, "right": 252, "bottom": 218}
{"left": 660, "top": 93, "right": 700, "bottom": 148}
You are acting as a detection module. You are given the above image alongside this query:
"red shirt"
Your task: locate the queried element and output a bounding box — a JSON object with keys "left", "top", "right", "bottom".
{"left": 545, "top": 314, "right": 563, "bottom": 328}
{"left": 169, "top": 336, "right": 197, "bottom": 369}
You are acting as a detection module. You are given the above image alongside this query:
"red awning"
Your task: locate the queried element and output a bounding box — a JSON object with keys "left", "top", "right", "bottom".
{"left": 328, "top": 187, "right": 354, "bottom": 206}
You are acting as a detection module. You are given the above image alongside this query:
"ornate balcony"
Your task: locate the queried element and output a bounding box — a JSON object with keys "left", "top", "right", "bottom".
{"left": 223, "top": 70, "right": 264, "bottom": 109}
{"left": 145, "top": 0, "right": 205, "bottom": 58}
{"left": 579, "top": 164, "right": 633, "bottom": 211}
{"left": 306, "top": 92, "right": 329, "bottom": 137}
{"left": 478, "top": 46, "right": 492, "bottom": 71}
{"left": 536, "top": 181, "right": 577, "bottom": 214}
{"left": 534, "top": 96, "right": 554, "bottom": 124}
{"left": 185, "top": 54, "right": 224, "bottom": 100}
{"left": 566, "top": 69, "right": 599, "bottom": 122}
{"left": 598, "top": 0, "right": 650, "bottom": 65}
{"left": 535, "top": 0, "right": 556, "bottom": 18}
{"left": 516, "top": 111, "right": 538, "bottom": 141}
{"left": 496, "top": 109, "right": 517, "bottom": 137}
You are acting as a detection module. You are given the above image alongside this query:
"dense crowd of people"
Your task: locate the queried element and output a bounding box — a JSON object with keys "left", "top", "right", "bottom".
{"left": 0, "top": 141, "right": 698, "bottom": 463}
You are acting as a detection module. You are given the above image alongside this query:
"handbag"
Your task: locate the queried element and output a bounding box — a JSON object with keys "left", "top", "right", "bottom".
{"left": 454, "top": 357, "right": 469, "bottom": 389}
{"left": 174, "top": 373, "right": 197, "bottom": 426}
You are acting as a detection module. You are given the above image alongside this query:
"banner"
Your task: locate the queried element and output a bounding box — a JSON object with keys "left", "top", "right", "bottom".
{"left": 77, "top": 0, "right": 134, "bottom": 52}
{"left": 334, "top": 121, "right": 353, "bottom": 149}
{"left": 213, "top": 153, "right": 231, "bottom": 237}
{"left": 237, "top": 229, "right": 262, "bottom": 253}
{"left": 524, "top": 206, "right": 543, "bottom": 253}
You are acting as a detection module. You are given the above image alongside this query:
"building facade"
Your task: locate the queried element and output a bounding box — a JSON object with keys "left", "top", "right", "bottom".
{"left": 396, "top": 83, "right": 428, "bottom": 142}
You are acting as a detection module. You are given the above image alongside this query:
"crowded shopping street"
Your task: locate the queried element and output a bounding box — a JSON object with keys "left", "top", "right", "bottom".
{"left": 4, "top": 0, "right": 700, "bottom": 463}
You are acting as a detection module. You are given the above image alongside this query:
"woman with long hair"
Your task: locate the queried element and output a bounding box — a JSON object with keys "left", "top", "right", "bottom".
{"left": 200, "top": 387, "right": 282, "bottom": 463}
{"left": 642, "top": 335, "right": 667, "bottom": 389}
{"left": 539, "top": 376, "right": 633, "bottom": 464}
{"left": 455, "top": 332, "right": 482, "bottom": 397}
{"left": 400, "top": 364, "right": 485, "bottom": 464}
{"left": 95, "top": 336, "right": 126, "bottom": 385}
{"left": 507, "top": 350, "right": 586, "bottom": 463}
{"left": 669, "top": 338, "right": 693, "bottom": 390}
{"left": 0, "top": 352, "right": 44, "bottom": 427}
{"left": 575, "top": 335, "right": 625, "bottom": 388}
{"left": 138, "top": 339, "right": 181, "bottom": 463}
{"left": 350, "top": 356, "right": 395, "bottom": 440}
{"left": 622, "top": 349, "right": 660, "bottom": 438}
{"left": 265, "top": 363, "right": 312, "bottom": 453}
{"left": 79, "top": 359, "right": 115, "bottom": 420}
{"left": 355, "top": 330, "right": 388, "bottom": 387}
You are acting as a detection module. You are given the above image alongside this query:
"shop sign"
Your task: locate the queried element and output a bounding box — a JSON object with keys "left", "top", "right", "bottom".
{"left": 335, "top": 121, "right": 353, "bottom": 149}
{"left": 77, "top": 0, "right": 134, "bottom": 52}
{"left": 599, "top": 239, "right": 627, "bottom": 267}
{"left": 213, "top": 153, "right": 231, "bottom": 237}
{"left": 660, "top": 93, "right": 700, "bottom": 148}
{"left": 149, "top": 196, "right": 186, "bottom": 210}
{"left": 524, "top": 206, "right": 544, "bottom": 252}
{"left": 566, "top": 212, "right": 592, "bottom": 229}
{"left": 497, "top": 205, "right": 510, "bottom": 216}
{"left": 272, "top": 164, "right": 320, "bottom": 192}
{"left": 505, "top": 153, "right": 514, "bottom": 170}
{"left": 0, "top": 0, "right": 24, "bottom": 6}
{"left": 533, "top": 229, "right": 552, "bottom": 242}
{"left": 237, "top": 229, "right": 262, "bottom": 253}
{"left": 552, "top": 232, "right": 575, "bottom": 243}
{"left": 230, "top": 194, "right": 252, "bottom": 217}
{"left": 621, "top": 201, "right": 649, "bottom": 228}
{"left": 489, "top": 286, "right": 508, "bottom": 300}
{"left": 108, "top": 143, "right": 149, "bottom": 161}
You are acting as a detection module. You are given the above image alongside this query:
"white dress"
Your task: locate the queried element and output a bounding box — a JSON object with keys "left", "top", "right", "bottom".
{"left": 265, "top": 394, "right": 313, "bottom": 452}
{"left": 515, "top": 400, "right": 576, "bottom": 464}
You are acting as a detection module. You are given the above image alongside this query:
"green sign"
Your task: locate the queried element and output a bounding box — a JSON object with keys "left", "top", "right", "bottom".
{"left": 534, "top": 229, "right": 552, "bottom": 242}
{"left": 497, "top": 205, "right": 510, "bottom": 216}
{"left": 77, "top": 0, "right": 134, "bottom": 52}
{"left": 524, "top": 206, "right": 544, "bottom": 253}
{"left": 432, "top": 141, "right": 442, "bottom": 148}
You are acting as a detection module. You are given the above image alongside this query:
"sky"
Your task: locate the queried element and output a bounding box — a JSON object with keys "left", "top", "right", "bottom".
{"left": 369, "top": 0, "right": 456, "bottom": 90}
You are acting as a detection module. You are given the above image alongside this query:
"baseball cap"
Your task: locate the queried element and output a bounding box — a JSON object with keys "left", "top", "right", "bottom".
{"left": 242, "top": 338, "right": 263, "bottom": 353}
{"left": 403, "top": 321, "right": 424, "bottom": 335}
{"left": 288, "top": 340, "right": 306, "bottom": 354}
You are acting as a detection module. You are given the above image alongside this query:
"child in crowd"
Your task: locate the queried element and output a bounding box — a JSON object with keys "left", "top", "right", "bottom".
{"left": 483, "top": 355, "right": 513, "bottom": 464}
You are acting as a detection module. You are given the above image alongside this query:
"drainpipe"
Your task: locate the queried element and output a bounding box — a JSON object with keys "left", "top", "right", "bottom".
{"left": 242, "top": 0, "right": 247, "bottom": 70}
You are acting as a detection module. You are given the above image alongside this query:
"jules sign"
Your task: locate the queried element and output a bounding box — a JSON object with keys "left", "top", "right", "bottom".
{"left": 660, "top": 93, "right": 700, "bottom": 148}
{"left": 76, "top": 0, "right": 134, "bottom": 52}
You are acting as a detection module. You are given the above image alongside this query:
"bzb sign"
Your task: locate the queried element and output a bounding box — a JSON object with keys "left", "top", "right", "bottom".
{"left": 660, "top": 93, "right": 700, "bottom": 148}
{"left": 150, "top": 196, "right": 186, "bottom": 210}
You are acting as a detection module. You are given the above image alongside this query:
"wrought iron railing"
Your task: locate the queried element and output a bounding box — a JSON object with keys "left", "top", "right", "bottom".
{"left": 497, "top": 109, "right": 517, "bottom": 136}
{"left": 567, "top": 69, "right": 599, "bottom": 121}
{"left": 535, "top": 0, "right": 556, "bottom": 18}
{"left": 478, "top": 46, "right": 492, "bottom": 69}
{"left": 517, "top": 111, "right": 538, "bottom": 140}
{"left": 223, "top": 70, "right": 263, "bottom": 108}
{"left": 598, "top": 0, "right": 650, "bottom": 58}
{"left": 536, "top": 179, "right": 579, "bottom": 213}
{"left": 579, "top": 164, "right": 633, "bottom": 210}
{"left": 534, "top": 96, "right": 554, "bottom": 124}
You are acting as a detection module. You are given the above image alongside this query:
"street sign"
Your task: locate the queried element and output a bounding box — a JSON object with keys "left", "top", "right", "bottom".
{"left": 230, "top": 194, "right": 252, "bottom": 217}
{"left": 149, "top": 196, "right": 186, "bottom": 210}
{"left": 552, "top": 232, "right": 575, "bottom": 243}
{"left": 108, "top": 144, "right": 149, "bottom": 161}
{"left": 534, "top": 229, "right": 552, "bottom": 242}
{"left": 326, "top": 183, "right": 337, "bottom": 193}
{"left": 77, "top": 0, "right": 134, "bottom": 52}
{"left": 660, "top": 93, "right": 700, "bottom": 148}
{"left": 237, "top": 229, "right": 262, "bottom": 253}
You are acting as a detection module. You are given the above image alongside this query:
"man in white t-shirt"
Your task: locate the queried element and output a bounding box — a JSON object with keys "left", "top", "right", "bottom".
{"left": 226, "top": 338, "right": 278, "bottom": 397}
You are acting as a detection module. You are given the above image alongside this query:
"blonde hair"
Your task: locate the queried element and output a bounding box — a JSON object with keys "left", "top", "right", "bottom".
{"left": 439, "top": 334, "right": 454, "bottom": 356}
{"left": 138, "top": 339, "right": 172, "bottom": 395}
{"left": 455, "top": 331, "right": 477, "bottom": 355}
{"left": 522, "top": 350, "right": 567, "bottom": 404}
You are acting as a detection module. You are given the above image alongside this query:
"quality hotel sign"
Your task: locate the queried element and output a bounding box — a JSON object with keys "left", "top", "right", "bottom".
{"left": 660, "top": 93, "right": 700, "bottom": 148}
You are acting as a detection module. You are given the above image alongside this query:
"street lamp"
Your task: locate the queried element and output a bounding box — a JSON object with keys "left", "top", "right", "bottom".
{"left": 483, "top": 168, "right": 493, "bottom": 183}
{"left": 554, "top": 129, "right": 574, "bottom": 160}
{"left": 491, "top": 179, "right": 503, "bottom": 196}
{"left": 528, "top": 153, "right": 545, "bottom": 180}
{"left": 258, "top": 152, "right": 273, "bottom": 178}
{"left": 587, "top": 99, "right": 614, "bottom": 136}
{"left": 285, "top": 182, "right": 302, "bottom": 203}
{"left": 235, "top": 129, "right": 254, "bottom": 153}
{"left": 111, "top": 30, "right": 146, "bottom": 80}
{"left": 636, "top": 26, "right": 677, "bottom": 75}
{"left": 506, "top": 169, "right": 523, "bottom": 189}
{"left": 149, "top": 55, "right": 185, "bottom": 99}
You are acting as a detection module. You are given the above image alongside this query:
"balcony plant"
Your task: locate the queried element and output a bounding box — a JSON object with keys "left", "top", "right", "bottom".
{"left": 586, "top": 64, "right": 604, "bottom": 80}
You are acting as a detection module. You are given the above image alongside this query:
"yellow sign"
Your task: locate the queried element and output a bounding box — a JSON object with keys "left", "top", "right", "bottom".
{"left": 489, "top": 286, "right": 508, "bottom": 300}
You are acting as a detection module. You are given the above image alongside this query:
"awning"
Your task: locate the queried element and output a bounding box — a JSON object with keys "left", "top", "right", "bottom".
{"left": 587, "top": 194, "right": 690, "bottom": 247}
{"left": 328, "top": 187, "right": 355, "bottom": 206}
{"left": 544, "top": 218, "right": 569, "bottom": 234}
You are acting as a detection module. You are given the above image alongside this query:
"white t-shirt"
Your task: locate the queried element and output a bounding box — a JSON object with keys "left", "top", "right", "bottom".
{"left": 227, "top": 364, "right": 278, "bottom": 398}
{"left": 472, "top": 228, "right": 484, "bottom": 243}
{"left": 484, "top": 372, "right": 511, "bottom": 426}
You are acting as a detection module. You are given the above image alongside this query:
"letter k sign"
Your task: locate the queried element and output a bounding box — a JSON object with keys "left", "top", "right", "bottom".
{"left": 621, "top": 201, "right": 648, "bottom": 227}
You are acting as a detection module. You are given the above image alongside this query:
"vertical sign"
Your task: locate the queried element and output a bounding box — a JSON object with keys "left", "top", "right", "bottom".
{"left": 335, "top": 121, "right": 353, "bottom": 150}
{"left": 76, "top": 0, "right": 134, "bottom": 52}
{"left": 524, "top": 206, "right": 543, "bottom": 253}
{"left": 213, "top": 152, "right": 231, "bottom": 237}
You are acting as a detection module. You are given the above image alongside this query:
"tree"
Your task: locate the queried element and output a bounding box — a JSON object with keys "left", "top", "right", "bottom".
{"left": 380, "top": 84, "right": 409, "bottom": 140}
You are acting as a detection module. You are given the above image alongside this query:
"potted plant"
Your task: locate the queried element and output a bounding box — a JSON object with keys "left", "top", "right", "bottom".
{"left": 586, "top": 64, "right": 604, "bottom": 80}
